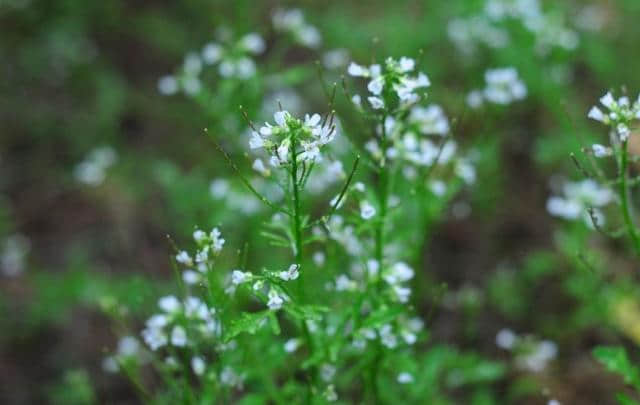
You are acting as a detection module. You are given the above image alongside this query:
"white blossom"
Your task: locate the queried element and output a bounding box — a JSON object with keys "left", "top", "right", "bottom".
{"left": 192, "top": 356, "right": 206, "bottom": 376}
{"left": 360, "top": 201, "right": 376, "bottom": 220}
{"left": 267, "top": 289, "right": 285, "bottom": 310}
{"left": 278, "top": 264, "right": 300, "bottom": 281}
{"left": 170, "top": 325, "right": 188, "bottom": 347}
{"left": 231, "top": 270, "right": 251, "bottom": 285}
{"left": 397, "top": 372, "right": 414, "bottom": 384}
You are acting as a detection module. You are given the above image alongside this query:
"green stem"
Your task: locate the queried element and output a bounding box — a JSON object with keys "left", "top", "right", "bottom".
{"left": 375, "top": 114, "right": 390, "bottom": 270}
{"left": 290, "top": 137, "right": 303, "bottom": 265}
{"left": 369, "top": 114, "right": 390, "bottom": 404}
{"left": 619, "top": 141, "right": 640, "bottom": 255}
{"left": 289, "top": 134, "right": 317, "bottom": 402}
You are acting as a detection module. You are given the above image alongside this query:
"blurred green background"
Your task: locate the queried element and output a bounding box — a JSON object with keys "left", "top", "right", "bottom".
{"left": 3, "top": 0, "right": 640, "bottom": 403}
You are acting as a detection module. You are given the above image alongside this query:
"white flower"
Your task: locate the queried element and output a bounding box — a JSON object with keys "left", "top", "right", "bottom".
{"left": 409, "top": 104, "right": 450, "bottom": 135}
{"left": 158, "top": 295, "right": 181, "bottom": 313}
{"left": 517, "top": 340, "right": 557, "bottom": 373}
{"left": 324, "top": 384, "right": 338, "bottom": 402}
{"left": 202, "top": 43, "right": 222, "bottom": 64}
{"left": 272, "top": 9, "right": 321, "bottom": 48}
{"left": 239, "top": 33, "right": 265, "bottom": 54}
{"left": 231, "top": 270, "right": 251, "bottom": 285}
{"left": 117, "top": 336, "right": 140, "bottom": 357}
{"left": 591, "top": 144, "right": 611, "bottom": 158}
{"left": 192, "top": 356, "right": 206, "bottom": 376}
{"left": 618, "top": 123, "right": 630, "bottom": 141}
{"left": 183, "top": 52, "right": 202, "bottom": 75}
{"left": 379, "top": 324, "right": 398, "bottom": 348}
{"left": 249, "top": 131, "right": 265, "bottom": 149}
{"left": 209, "top": 179, "right": 229, "bottom": 199}
{"left": 484, "top": 67, "right": 527, "bottom": 104}
{"left": 158, "top": 75, "right": 178, "bottom": 95}
{"left": 182, "top": 270, "right": 200, "bottom": 285}
{"left": 298, "top": 26, "right": 321, "bottom": 48}
{"left": 210, "top": 228, "right": 225, "bottom": 252}
{"left": 368, "top": 96, "right": 385, "bottom": 109}
{"left": 335, "top": 274, "right": 356, "bottom": 291}
{"left": 267, "top": 289, "right": 285, "bottom": 310}
{"left": 496, "top": 328, "right": 517, "bottom": 350}
{"left": 176, "top": 251, "right": 192, "bottom": 265}
{"left": 323, "top": 48, "right": 349, "bottom": 69}
{"left": 397, "top": 372, "right": 414, "bottom": 384}
{"left": 360, "top": 201, "right": 376, "bottom": 220}
{"left": 430, "top": 180, "right": 447, "bottom": 196}
{"left": 141, "top": 318, "right": 168, "bottom": 351}
{"left": 398, "top": 57, "right": 415, "bottom": 73}
{"left": 546, "top": 196, "right": 582, "bottom": 220}
{"left": 74, "top": 147, "right": 118, "bottom": 186}
{"left": 348, "top": 62, "right": 369, "bottom": 77}
{"left": 600, "top": 92, "right": 616, "bottom": 109}
{"left": 588, "top": 106, "right": 605, "bottom": 122}
{"left": 313, "top": 251, "right": 326, "bottom": 266}
{"left": 220, "top": 366, "right": 244, "bottom": 388}
{"left": 284, "top": 338, "right": 302, "bottom": 353}
{"left": 193, "top": 230, "right": 207, "bottom": 242}
{"left": 384, "top": 262, "right": 415, "bottom": 285}
{"left": 393, "top": 285, "right": 412, "bottom": 303}
{"left": 1, "top": 234, "right": 30, "bottom": 277}
{"left": 321, "top": 364, "right": 337, "bottom": 382}
{"left": 278, "top": 264, "right": 300, "bottom": 281}
{"left": 170, "top": 325, "right": 188, "bottom": 347}
{"left": 367, "top": 77, "right": 384, "bottom": 95}
{"left": 466, "top": 90, "right": 484, "bottom": 108}
{"left": 252, "top": 158, "right": 269, "bottom": 176}
{"left": 236, "top": 58, "right": 256, "bottom": 79}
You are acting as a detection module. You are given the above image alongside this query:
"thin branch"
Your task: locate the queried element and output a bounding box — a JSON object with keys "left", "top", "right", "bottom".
{"left": 205, "top": 128, "right": 291, "bottom": 216}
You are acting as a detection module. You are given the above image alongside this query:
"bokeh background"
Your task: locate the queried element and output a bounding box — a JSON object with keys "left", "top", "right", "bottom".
{"left": 2, "top": 0, "right": 640, "bottom": 403}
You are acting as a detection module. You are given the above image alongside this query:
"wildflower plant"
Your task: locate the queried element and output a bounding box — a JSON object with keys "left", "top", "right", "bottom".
{"left": 104, "top": 50, "right": 485, "bottom": 403}
{"left": 548, "top": 89, "right": 640, "bottom": 404}
{"left": 553, "top": 90, "right": 640, "bottom": 254}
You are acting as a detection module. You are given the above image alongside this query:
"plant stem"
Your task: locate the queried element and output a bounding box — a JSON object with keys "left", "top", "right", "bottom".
{"left": 375, "top": 115, "right": 389, "bottom": 270}
{"left": 289, "top": 133, "right": 317, "bottom": 402}
{"left": 369, "top": 114, "right": 390, "bottom": 404}
{"left": 619, "top": 140, "right": 640, "bottom": 255}
{"left": 290, "top": 136, "right": 304, "bottom": 265}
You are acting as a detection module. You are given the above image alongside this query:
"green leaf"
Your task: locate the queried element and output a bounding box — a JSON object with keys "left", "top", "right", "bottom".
{"left": 268, "top": 311, "right": 281, "bottom": 335}
{"left": 361, "top": 305, "right": 404, "bottom": 329}
{"left": 616, "top": 393, "right": 640, "bottom": 405}
{"left": 224, "top": 311, "right": 270, "bottom": 342}
{"left": 593, "top": 346, "right": 640, "bottom": 390}
{"left": 284, "top": 305, "right": 329, "bottom": 321}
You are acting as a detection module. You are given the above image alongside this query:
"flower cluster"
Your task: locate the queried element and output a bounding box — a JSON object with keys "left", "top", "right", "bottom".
{"left": 74, "top": 146, "right": 118, "bottom": 186}
{"left": 447, "top": 16, "right": 509, "bottom": 54}
{"left": 495, "top": 328, "right": 558, "bottom": 373}
{"left": 250, "top": 110, "right": 337, "bottom": 166}
{"left": 467, "top": 67, "right": 527, "bottom": 107}
{"left": 229, "top": 263, "right": 300, "bottom": 311}
{"left": 588, "top": 91, "right": 640, "bottom": 142}
{"left": 141, "top": 295, "right": 220, "bottom": 351}
{"left": 382, "top": 261, "right": 415, "bottom": 303}
{"left": 102, "top": 336, "right": 142, "bottom": 373}
{"left": 158, "top": 31, "right": 265, "bottom": 96}
{"left": 348, "top": 56, "right": 430, "bottom": 111}
{"left": 272, "top": 8, "right": 321, "bottom": 48}
{"left": 448, "top": 0, "right": 578, "bottom": 56}
{"left": 547, "top": 179, "right": 613, "bottom": 226}
{"left": 175, "top": 227, "right": 226, "bottom": 285}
